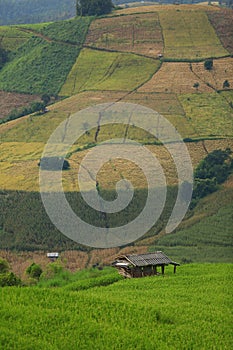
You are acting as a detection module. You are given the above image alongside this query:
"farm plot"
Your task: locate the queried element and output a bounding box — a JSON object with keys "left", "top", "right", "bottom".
{"left": 0, "top": 91, "right": 40, "bottom": 119}
{"left": 191, "top": 57, "right": 233, "bottom": 92}
{"left": 124, "top": 91, "right": 185, "bottom": 115}
{"left": 159, "top": 10, "right": 228, "bottom": 60}
{"left": 138, "top": 62, "right": 213, "bottom": 94}
{"left": 179, "top": 92, "right": 233, "bottom": 138}
{"left": 208, "top": 9, "right": 233, "bottom": 55}
{"left": 85, "top": 13, "right": 163, "bottom": 58}
{"left": 59, "top": 48, "right": 159, "bottom": 96}
{"left": 0, "top": 26, "right": 32, "bottom": 52}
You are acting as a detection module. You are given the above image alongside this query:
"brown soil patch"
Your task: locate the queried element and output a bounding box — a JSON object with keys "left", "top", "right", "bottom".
{"left": 191, "top": 57, "right": 233, "bottom": 91}
{"left": 208, "top": 9, "right": 233, "bottom": 55}
{"left": 85, "top": 13, "right": 163, "bottom": 58}
{"left": 0, "top": 90, "right": 40, "bottom": 119}
{"left": 138, "top": 62, "right": 214, "bottom": 94}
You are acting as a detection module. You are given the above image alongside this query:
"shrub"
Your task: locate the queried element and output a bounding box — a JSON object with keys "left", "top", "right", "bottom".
{"left": 204, "top": 58, "right": 213, "bottom": 70}
{"left": 38, "top": 157, "right": 70, "bottom": 171}
{"left": 0, "top": 272, "right": 21, "bottom": 287}
{"left": 26, "top": 263, "right": 43, "bottom": 280}
{"left": 0, "top": 258, "right": 9, "bottom": 274}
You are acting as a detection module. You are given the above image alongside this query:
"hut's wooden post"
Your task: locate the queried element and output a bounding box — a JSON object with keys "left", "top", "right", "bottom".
{"left": 174, "top": 265, "right": 177, "bottom": 274}
{"left": 161, "top": 265, "right": 165, "bottom": 275}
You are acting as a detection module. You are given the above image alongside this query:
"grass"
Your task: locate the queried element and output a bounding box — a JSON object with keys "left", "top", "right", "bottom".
{"left": 159, "top": 10, "right": 229, "bottom": 60}
{"left": 179, "top": 92, "right": 233, "bottom": 138}
{"left": 0, "top": 264, "right": 232, "bottom": 349}
{"left": 59, "top": 48, "right": 159, "bottom": 96}
{"left": 23, "top": 17, "right": 92, "bottom": 45}
{"left": 0, "top": 37, "right": 80, "bottom": 94}
{"left": 85, "top": 12, "right": 163, "bottom": 58}
{"left": 0, "top": 26, "right": 32, "bottom": 52}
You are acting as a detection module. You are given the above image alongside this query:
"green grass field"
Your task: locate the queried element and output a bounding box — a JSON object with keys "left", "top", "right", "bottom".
{"left": 0, "top": 26, "right": 32, "bottom": 52}
{"left": 59, "top": 48, "right": 159, "bottom": 96}
{"left": 159, "top": 10, "right": 229, "bottom": 60}
{"left": 179, "top": 92, "right": 233, "bottom": 138}
{"left": 0, "top": 264, "right": 232, "bottom": 349}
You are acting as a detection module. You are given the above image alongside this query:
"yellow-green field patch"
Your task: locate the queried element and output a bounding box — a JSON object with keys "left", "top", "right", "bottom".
{"left": 179, "top": 92, "right": 233, "bottom": 138}
{"left": 59, "top": 48, "right": 159, "bottom": 96}
{"left": 85, "top": 13, "right": 163, "bottom": 58}
{"left": 159, "top": 10, "right": 228, "bottom": 60}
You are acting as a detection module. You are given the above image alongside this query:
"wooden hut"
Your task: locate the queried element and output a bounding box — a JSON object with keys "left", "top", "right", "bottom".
{"left": 113, "top": 251, "right": 179, "bottom": 278}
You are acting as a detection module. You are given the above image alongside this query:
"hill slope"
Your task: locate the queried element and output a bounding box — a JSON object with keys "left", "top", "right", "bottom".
{"left": 0, "top": 5, "right": 233, "bottom": 260}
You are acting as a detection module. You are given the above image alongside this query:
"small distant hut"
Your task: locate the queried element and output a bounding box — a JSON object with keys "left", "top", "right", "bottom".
{"left": 113, "top": 251, "right": 179, "bottom": 278}
{"left": 47, "top": 252, "right": 59, "bottom": 262}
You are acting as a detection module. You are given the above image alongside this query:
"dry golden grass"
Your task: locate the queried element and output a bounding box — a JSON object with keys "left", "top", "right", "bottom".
{"left": 191, "top": 57, "right": 233, "bottom": 91}
{"left": 1, "top": 139, "right": 233, "bottom": 191}
{"left": 113, "top": 4, "right": 220, "bottom": 16}
{"left": 138, "top": 62, "right": 213, "bottom": 93}
{"left": 85, "top": 13, "right": 163, "bottom": 58}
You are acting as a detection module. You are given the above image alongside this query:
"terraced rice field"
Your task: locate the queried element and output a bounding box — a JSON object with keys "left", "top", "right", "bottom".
{"left": 159, "top": 10, "right": 228, "bottom": 60}
{"left": 85, "top": 13, "right": 163, "bottom": 58}
{"left": 59, "top": 48, "right": 159, "bottom": 96}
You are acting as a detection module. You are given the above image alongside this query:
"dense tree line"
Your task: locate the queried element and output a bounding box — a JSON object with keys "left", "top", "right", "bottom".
{"left": 76, "top": 0, "right": 113, "bottom": 16}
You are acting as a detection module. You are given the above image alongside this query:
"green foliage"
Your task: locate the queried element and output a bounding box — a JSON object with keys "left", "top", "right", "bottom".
{"left": 26, "top": 263, "right": 43, "bottom": 280}
{"left": 0, "top": 272, "right": 21, "bottom": 287}
{"left": 0, "top": 264, "right": 232, "bottom": 349}
{"left": 76, "top": 0, "right": 113, "bottom": 16}
{"left": 0, "top": 258, "right": 9, "bottom": 273}
{"left": 223, "top": 79, "right": 230, "bottom": 89}
{"left": 0, "top": 101, "right": 46, "bottom": 125}
{"left": 204, "top": 58, "right": 213, "bottom": 70}
{"left": 0, "top": 37, "right": 80, "bottom": 94}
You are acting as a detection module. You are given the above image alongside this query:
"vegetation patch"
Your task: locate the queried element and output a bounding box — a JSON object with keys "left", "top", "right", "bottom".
{"left": 0, "top": 37, "right": 80, "bottom": 94}
{"left": 59, "top": 48, "right": 159, "bottom": 96}
{"left": 85, "top": 13, "right": 163, "bottom": 58}
{"left": 0, "top": 264, "right": 232, "bottom": 349}
{"left": 0, "top": 26, "right": 32, "bottom": 52}
{"left": 179, "top": 92, "right": 233, "bottom": 138}
{"left": 159, "top": 10, "right": 228, "bottom": 60}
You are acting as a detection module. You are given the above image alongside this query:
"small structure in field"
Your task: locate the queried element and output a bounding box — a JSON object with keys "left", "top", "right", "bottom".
{"left": 47, "top": 252, "right": 59, "bottom": 262}
{"left": 113, "top": 251, "right": 179, "bottom": 278}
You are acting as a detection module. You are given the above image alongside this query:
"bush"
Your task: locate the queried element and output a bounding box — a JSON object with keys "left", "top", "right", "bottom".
{"left": 26, "top": 263, "right": 43, "bottom": 280}
{"left": 0, "top": 272, "right": 21, "bottom": 287}
{"left": 204, "top": 58, "right": 213, "bottom": 70}
{"left": 0, "top": 258, "right": 9, "bottom": 274}
{"left": 38, "top": 157, "right": 70, "bottom": 171}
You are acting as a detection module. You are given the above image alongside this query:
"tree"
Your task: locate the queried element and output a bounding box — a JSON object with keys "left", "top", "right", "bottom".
{"left": 223, "top": 80, "right": 230, "bottom": 89}
{"left": 76, "top": 0, "right": 113, "bottom": 16}
{"left": 0, "top": 258, "right": 9, "bottom": 274}
{"left": 204, "top": 59, "right": 213, "bottom": 71}
{"left": 26, "top": 263, "right": 43, "bottom": 280}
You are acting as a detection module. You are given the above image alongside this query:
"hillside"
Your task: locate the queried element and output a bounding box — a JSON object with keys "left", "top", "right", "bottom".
{"left": 0, "top": 264, "right": 232, "bottom": 349}
{"left": 0, "top": 4, "right": 233, "bottom": 261}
